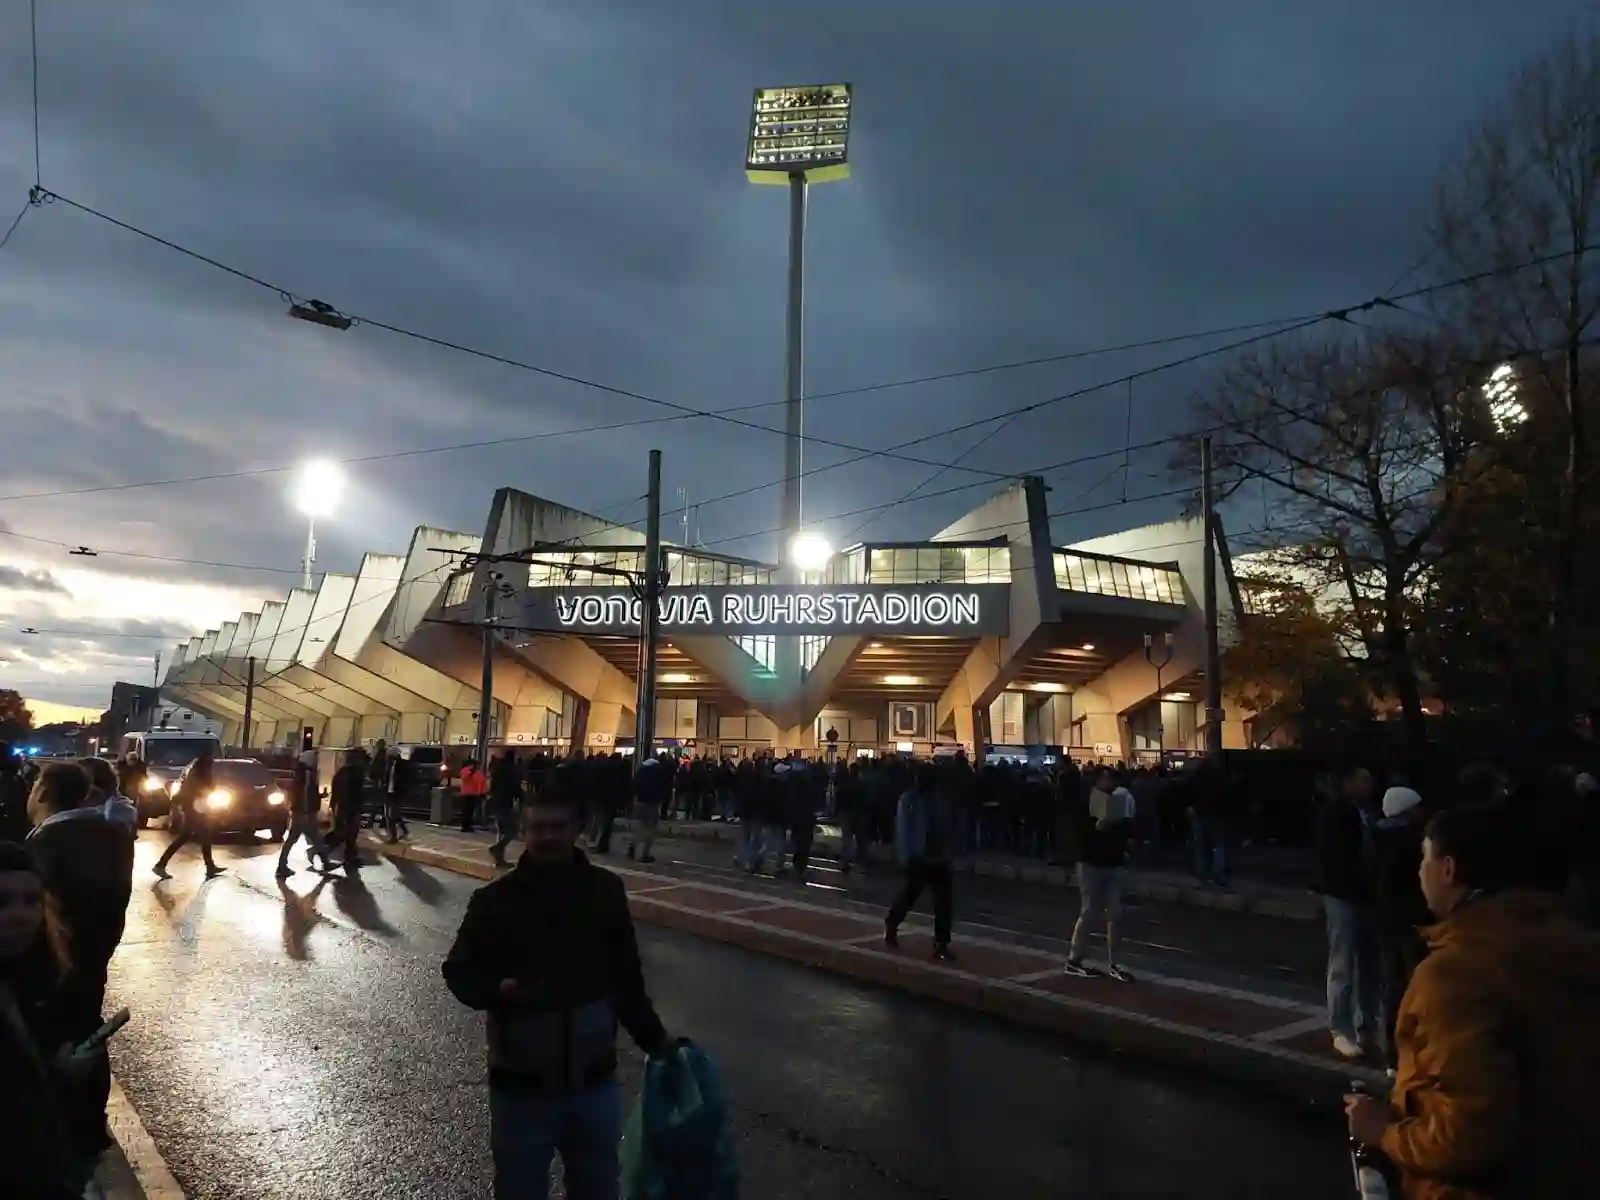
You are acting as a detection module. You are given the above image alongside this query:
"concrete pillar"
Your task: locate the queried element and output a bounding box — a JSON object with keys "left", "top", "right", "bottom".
{"left": 580, "top": 701, "right": 625, "bottom": 751}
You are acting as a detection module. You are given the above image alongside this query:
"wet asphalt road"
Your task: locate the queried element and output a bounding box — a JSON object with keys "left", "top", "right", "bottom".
{"left": 107, "top": 832, "right": 1349, "bottom": 1199}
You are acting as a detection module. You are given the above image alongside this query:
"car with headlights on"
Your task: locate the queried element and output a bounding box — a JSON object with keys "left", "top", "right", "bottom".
{"left": 121, "top": 731, "right": 223, "bottom": 827}
{"left": 172, "top": 757, "right": 289, "bottom": 840}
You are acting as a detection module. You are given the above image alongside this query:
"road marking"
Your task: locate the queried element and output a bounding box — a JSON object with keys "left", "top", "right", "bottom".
{"left": 1010, "top": 967, "right": 1069, "bottom": 983}
{"left": 108, "top": 1078, "right": 185, "bottom": 1199}
{"left": 716, "top": 902, "right": 786, "bottom": 918}
{"left": 1252, "top": 1014, "right": 1329, "bottom": 1043}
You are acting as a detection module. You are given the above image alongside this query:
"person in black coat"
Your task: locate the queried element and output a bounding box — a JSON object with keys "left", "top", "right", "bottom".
{"left": 442, "top": 788, "right": 670, "bottom": 1198}
{"left": 1367, "top": 784, "right": 1431, "bottom": 1066}
{"left": 0, "top": 840, "right": 87, "bottom": 1198}
{"left": 328, "top": 749, "right": 368, "bottom": 870}
{"left": 152, "top": 749, "right": 221, "bottom": 877}
{"left": 25, "top": 761, "right": 135, "bottom": 1165}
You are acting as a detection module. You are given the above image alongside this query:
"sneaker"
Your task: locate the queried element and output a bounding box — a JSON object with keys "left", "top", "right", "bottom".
{"left": 884, "top": 924, "right": 900, "bottom": 950}
{"left": 1105, "top": 964, "right": 1134, "bottom": 983}
{"left": 1332, "top": 1034, "right": 1364, "bottom": 1060}
{"left": 933, "top": 944, "right": 957, "bottom": 963}
{"left": 205, "top": 867, "right": 227, "bottom": 879}
{"left": 639, "top": 855, "right": 657, "bottom": 864}
{"left": 151, "top": 865, "right": 172, "bottom": 880}
{"left": 1063, "top": 958, "right": 1099, "bottom": 978}
{"left": 276, "top": 867, "right": 295, "bottom": 879}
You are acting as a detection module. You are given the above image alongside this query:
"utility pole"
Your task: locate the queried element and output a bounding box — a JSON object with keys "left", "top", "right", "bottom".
{"left": 1143, "top": 632, "right": 1173, "bottom": 764}
{"left": 240, "top": 656, "right": 256, "bottom": 755}
{"left": 633, "top": 450, "right": 664, "bottom": 759}
{"left": 147, "top": 651, "right": 161, "bottom": 732}
{"left": 475, "top": 572, "right": 506, "bottom": 771}
{"left": 1201, "top": 436, "right": 1224, "bottom": 760}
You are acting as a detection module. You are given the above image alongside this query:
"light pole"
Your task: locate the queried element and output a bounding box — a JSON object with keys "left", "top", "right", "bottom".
{"left": 1143, "top": 631, "right": 1173, "bottom": 764}
{"left": 747, "top": 82, "right": 852, "bottom": 573}
{"left": 292, "top": 459, "right": 346, "bottom": 590}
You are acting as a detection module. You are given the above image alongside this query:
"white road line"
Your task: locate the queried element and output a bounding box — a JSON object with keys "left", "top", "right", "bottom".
{"left": 1009, "top": 967, "right": 1069, "bottom": 984}
{"left": 716, "top": 902, "right": 786, "bottom": 918}
{"left": 1252, "top": 1014, "right": 1330, "bottom": 1043}
{"left": 108, "top": 1078, "right": 185, "bottom": 1199}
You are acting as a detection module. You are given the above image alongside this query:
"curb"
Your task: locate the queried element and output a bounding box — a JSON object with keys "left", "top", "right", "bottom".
{"left": 364, "top": 835, "right": 1374, "bottom": 1106}
{"left": 104, "top": 1078, "right": 185, "bottom": 1199}
{"left": 636, "top": 820, "right": 1322, "bottom": 922}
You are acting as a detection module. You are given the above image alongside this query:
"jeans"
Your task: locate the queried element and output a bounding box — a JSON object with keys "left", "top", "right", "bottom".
{"left": 489, "top": 1079, "right": 621, "bottom": 1200}
{"left": 1189, "top": 813, "right": 1228, "bottom": 883}
{"left": 384, "top": 795, "right": 409, "bottom": 841}
{"left": 629, "top": 802, "right": 658, "bottom": 858}
{"left": 886, "top": 858, "right": 954, "bottom": 946}
{"left": 739, "top": 819, "right": 765, "bottom": 870}
{"left": 278, "top": 811, "right": 329, "bottom": 871}
{"left": 1323, "top": 896, "right": 1379, "bottom": 1041}
{"left": 490, "top": 801, "right": 518, "bottom": 862}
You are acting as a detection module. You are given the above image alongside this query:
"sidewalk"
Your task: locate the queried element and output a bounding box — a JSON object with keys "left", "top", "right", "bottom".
{"left": 363, "top": 826, "right": 1375, "bottom": 1104}
{"left": 622, "top": 817, "right": 1322, "bottom": 922}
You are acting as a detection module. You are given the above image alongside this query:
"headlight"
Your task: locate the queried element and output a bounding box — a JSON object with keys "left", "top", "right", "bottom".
{"left": 204, "top": 788, "right": 233, "bottom": 812}
{"left": 142, "top": 777, "right": 165, "bottom": 793}
{"left": 267, "top": 790, "right": 285, "bottom": 806}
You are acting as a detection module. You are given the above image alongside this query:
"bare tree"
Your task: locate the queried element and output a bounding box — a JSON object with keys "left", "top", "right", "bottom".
{"left": 1431, "top": 29, "right": 1600, "bottom": 714}
{"left": 1184, "top": 333, "right": 1496, "bottom": 754}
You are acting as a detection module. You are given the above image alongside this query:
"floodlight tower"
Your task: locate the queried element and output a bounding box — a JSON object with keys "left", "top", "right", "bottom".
{"left": 746, "top": 83, "right": 854, "bottom": 579}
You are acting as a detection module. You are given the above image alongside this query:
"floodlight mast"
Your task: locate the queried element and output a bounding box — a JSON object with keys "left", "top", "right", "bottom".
{"left": 747, "top": 83, "right": 853, "bottom": 692}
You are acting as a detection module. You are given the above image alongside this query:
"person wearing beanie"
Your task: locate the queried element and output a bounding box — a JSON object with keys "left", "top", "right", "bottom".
{"left": 1369, "top": 782, "right": 1432, "bottom": 1067}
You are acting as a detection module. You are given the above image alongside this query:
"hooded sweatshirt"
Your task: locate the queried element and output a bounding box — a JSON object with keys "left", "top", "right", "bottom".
{"left": 1381, "top": 890, "right": 1600, "bottom": 1200}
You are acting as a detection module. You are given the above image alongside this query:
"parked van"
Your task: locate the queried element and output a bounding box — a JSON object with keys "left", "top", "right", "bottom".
{"left": 119, "top": 729, "right": 224, "bottom": 824}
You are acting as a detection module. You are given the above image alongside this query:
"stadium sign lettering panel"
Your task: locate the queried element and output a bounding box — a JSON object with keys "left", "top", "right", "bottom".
{"left": 521, "top": 585, "right": 1010, "bottom": 638}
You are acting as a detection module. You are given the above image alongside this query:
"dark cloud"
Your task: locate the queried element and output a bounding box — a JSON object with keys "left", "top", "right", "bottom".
{"left": 0, "top": 565, "right": 68, "bottom": 593}
{"left": 0, "top": 0, "right": 1592, "bottom": 702}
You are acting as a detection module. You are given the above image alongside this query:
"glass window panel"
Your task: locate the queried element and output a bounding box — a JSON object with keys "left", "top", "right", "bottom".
{"left": 869, "top": 549, "right": 893, "bottom": 582}
{"left": 1112, "top": 562, "right": 1131, "bottom": 598}
{"left": 1077, "top": 557, "right": 1098, "bottom": 593}
{"left": 1065, "top": 554, "right": 1086, "bottom": 592}
{"left": 939, "top": 547, "right": 964, "bottom": 580}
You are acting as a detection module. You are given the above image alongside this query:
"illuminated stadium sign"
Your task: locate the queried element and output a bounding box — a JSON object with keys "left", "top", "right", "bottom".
{"left": 518, "top": 584, "right": 1009, "bottom": 638}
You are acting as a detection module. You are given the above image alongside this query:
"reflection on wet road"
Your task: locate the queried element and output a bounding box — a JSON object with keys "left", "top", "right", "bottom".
{"left": 108, "top": 833, "right": 1349, "bottom": 1198}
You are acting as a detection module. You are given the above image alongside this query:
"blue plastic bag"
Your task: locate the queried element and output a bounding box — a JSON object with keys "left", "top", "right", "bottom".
{"left": 620, "top": 1040, "right": 739, "bottom": 1200}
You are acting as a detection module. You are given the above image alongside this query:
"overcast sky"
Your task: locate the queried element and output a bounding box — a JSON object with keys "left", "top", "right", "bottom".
{"left": 0, "top": 0, "right": 1589, "bottom": 715}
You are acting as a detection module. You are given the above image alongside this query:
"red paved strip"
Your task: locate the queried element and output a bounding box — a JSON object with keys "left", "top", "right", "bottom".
{"left": 639, "top": 884, "right": 777, "bottom": 914}
{"left": 867, "top": 930, "right": 1061, "bottom": 981}
{"left": 1027, "top": 972, "right": 1296, "bottom": 1038}
{"left": 734, "top": 905, "right": 885, "bottom": 942}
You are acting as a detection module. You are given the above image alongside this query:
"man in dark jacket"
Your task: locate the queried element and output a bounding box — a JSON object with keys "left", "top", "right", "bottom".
{"left": 0, "top": 743, "right": 31, "bottom": 843}
{"left": 443, "top": 785, "right": 671, "bottom": 1200}
{"left": 277, "top": 749, "right": 333, "bottom": 878}
{"left": 152, "top": 749, "right": 222, "bottom": 878}
{"left": 1315, "top": 765, "right": 1379, "bottom": 1060}
{"left": 328, "top": 749, "right": 367, "bottom": 870}
{"left": 26, "top": 760, "right": 134, "bottom": 1166}
{"left": 1370, "top": 785, "right": 1431, "bottom": 1066}
{"left": 487, "top": 750, "right": 523, "bottom": 869}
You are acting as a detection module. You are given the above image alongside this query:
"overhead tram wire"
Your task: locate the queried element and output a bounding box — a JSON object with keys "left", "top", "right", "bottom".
{"left": 3, "top": 194, "right": 1586, "bottom": 531}
{"left": 26, "top": 191, "right": 1019, "bottom": 489}
{"left": 4, "top": 320, "right": 1587, "bottom": 580}
{"left": 2, "top": 221, "right": 1590, "bottom": 563}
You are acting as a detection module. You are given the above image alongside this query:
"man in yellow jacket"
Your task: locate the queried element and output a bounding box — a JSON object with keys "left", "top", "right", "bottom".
{"left": 1345, "top": 804, "right": 1600, "bottom": 1199}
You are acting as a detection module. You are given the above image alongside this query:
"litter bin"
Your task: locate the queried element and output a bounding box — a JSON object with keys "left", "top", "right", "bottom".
{"left": 430, "top": 785, "right": 454, "bottom": 825}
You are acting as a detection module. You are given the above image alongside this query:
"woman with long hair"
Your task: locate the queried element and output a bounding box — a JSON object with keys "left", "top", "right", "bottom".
{"left": 0, "top": 840, "right": 85, "bottom": 1197}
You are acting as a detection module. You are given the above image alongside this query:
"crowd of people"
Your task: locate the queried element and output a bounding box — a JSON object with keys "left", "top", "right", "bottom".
{"left": 8, "top": 729, "right": 1600, "bottom": 1198}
